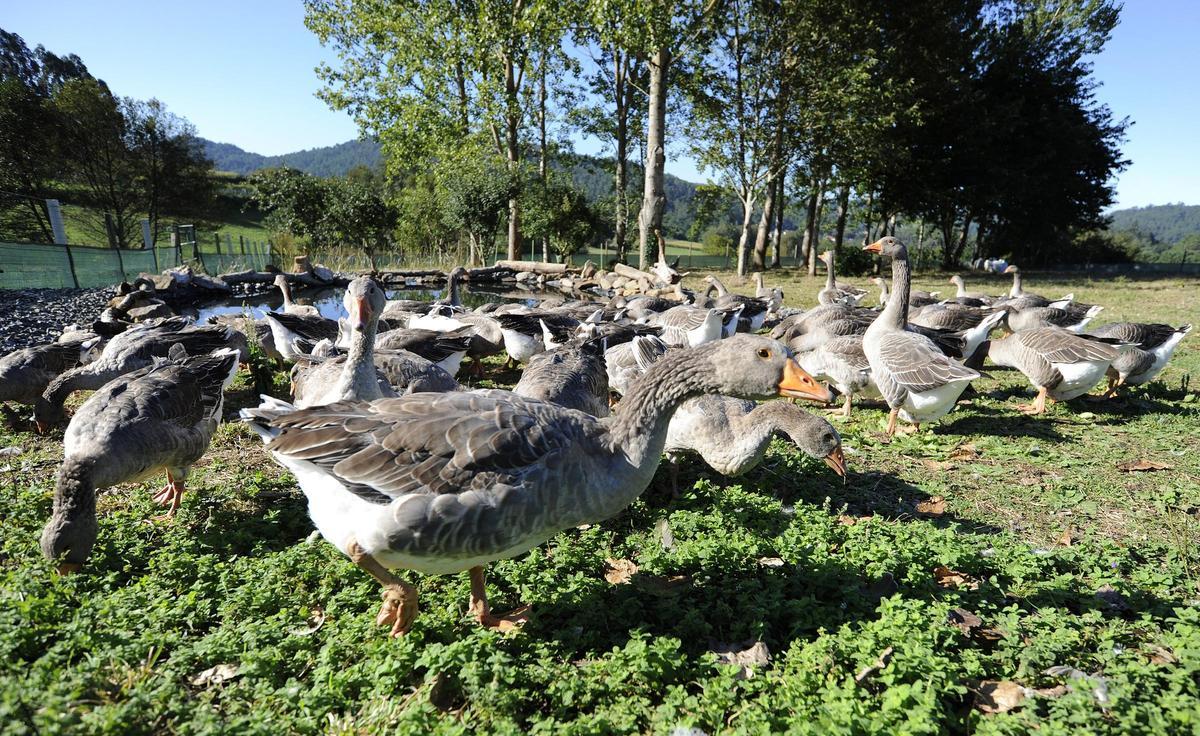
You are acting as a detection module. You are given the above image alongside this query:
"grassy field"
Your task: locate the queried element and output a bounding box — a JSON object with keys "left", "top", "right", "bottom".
{"left": 1, "top": 272, "right": 1198, "bottom": 734}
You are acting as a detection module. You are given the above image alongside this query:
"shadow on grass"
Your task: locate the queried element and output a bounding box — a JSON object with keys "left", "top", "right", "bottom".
{"left": 940, "top": 401, "right": 1073, "bottom": 442}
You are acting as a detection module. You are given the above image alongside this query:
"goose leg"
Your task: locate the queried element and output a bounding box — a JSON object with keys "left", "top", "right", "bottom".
{"left": 151, "top": 469, "right": 184, "bottom": 514}
{"left": 1017, "top": 387, "right": 1048, "bottom": 415}
{"left": 346, "top": 538, "right": 419, "bottom": 637}
{"left": 468, "top": 565, "right": 530, "bottom": 632}
{"left": 885, "top": 408, "right": 899, "bottom": 437}
{"left": 842, "top": 393, "right": 852, "bottom": 418}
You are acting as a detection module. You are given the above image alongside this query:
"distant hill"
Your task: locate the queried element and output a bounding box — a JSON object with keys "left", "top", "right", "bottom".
{"left": 201, "top": 138, "right": 383, "bottom": 177}
{"left": 1108, "top": 204, "right": 1200, "bottom": 244}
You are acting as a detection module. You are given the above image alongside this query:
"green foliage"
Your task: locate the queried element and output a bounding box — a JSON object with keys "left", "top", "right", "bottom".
{"left": 1, "top": 275, "right": 1199, "bottom": 733}
{"left": 522, "top": 177, "right": 608, "bottom": 260}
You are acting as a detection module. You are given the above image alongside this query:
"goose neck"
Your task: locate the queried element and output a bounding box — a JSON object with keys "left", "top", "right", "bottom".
{"left": 876, "top": 253, "right": 911, "bottom": 330}
{"left": 335, "top": 318, "right": 380, "bottom": 399}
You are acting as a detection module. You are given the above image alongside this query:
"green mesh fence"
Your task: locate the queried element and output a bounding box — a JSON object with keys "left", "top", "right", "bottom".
{"left": 0, "top": 241, "right": 272, "bottom": 290}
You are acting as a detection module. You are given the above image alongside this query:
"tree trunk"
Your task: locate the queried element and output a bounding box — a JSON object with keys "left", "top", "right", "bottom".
{"left": 940, "top": 215, "right": 956, "bottom": 270}
{"left": 953, "top": 214, "right": 973, "bottom": 265}
{"left": 613, "top": 51, "right": 631, "bottom": 264}
{"left": 637, "top": 47, "right": 670, "bottom": 271}
{"left": 832, "top": 184, "right": 850, "bottom": 260}
{"left": 770, "top": 173, "right": 785, "bottom": 269}
{"left": 808, "top": 188, "right": 826, "bottom": 276}
{"left": 504, "top": 56, "right": 522, "bottom": 261}
{"left": 736, "top": 193, "right": 755, "bottom": 277}
{"left": 538, "top": 55, "right": 549, "bottom": 263}
{"left": 798, "top": 186, "right": 818, "bottom": 263}
{"left": 752, "top": 177, "right": 775, "bottom": 271}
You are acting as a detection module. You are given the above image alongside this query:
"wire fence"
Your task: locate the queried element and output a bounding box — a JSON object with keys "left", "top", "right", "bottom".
{"left": 0, "top": 239, "right": 272, "bottom": 290}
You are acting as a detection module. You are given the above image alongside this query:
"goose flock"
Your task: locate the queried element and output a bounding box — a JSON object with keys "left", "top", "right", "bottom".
{"left": 0, "top": 237, "right": 1190, "bottom": 638}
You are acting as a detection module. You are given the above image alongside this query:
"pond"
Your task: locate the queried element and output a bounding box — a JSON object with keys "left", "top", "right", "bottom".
{"left": 188, "top": 283, "right": 553, "bottom": 324}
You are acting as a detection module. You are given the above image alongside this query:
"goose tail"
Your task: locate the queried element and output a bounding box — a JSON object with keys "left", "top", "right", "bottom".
{"left": 240, "top": 394, "right": 297, "bottom": 444}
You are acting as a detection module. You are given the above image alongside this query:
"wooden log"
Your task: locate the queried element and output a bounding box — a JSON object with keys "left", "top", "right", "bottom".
{"left": 612, "top": 262, "right": 658, "bottom": 283}
{"left": 218, "top": 269, "right": 349, "bottom": 288}
{"left": 468, "top": 265, "right": 519, "bottom": 281}
{"left": 374, "top": 269, "right": 447, "bottom": 279}
{"left": 493, "top": 259, "right": 574, "bottom": 275}
{"left": 293, "top": 255, "right": 311, "bottom": 274}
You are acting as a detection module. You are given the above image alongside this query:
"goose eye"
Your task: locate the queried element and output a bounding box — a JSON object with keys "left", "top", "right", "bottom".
{"left": 757, "top": 348, "right": 771, "bottom": 359}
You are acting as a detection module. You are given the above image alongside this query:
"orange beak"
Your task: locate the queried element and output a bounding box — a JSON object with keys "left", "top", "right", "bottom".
{"left": 778, "top": 360, "right": 834, "bottom": 403}
{"left": 823, "top": 446, "right": 847, "bottom": 479}
{"left": 352, "top": 296, "right": 370, "bottom": 329}
{"left": 863, "top": 240, "right": 883, "bottom": 254}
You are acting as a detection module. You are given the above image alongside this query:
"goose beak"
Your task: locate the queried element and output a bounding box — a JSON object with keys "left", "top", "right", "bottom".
{"left": 778, "top": 360, "right": 834, "bottom": 403}
{"left": 57, "top": 562, "right": 82, "bottom": 575}
{"left": 823, "top": 446, "right": 847, "bottom": 479}
{"left": 352, "top": 296, "right": 370, "bottom": 330}
{"left": 863, "top": 240, "right": 883, "bottom": 254}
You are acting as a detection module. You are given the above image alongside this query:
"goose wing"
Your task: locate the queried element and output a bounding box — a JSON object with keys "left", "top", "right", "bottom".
{"left": 876, "top": 332, "right": 979, "bottom": 393}
{"left": 1016, "top": 328, "right": 1118, "bottom": 363}
{"left": 1090, "top": 322, "right": 1177, "bottom": 350}
{"left": 260, "top": 392, "right": 598, "bottom": 506}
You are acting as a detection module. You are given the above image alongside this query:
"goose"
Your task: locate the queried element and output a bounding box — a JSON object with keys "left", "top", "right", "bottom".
{"left": 514, "top": 338, "right": 610, "bottom": 417}
{"left": 40, "top": 348, "right": 241, "bottom": 572}
{"left": 650, "top": 305, "right": 724, "bottom": 347}
{"left": 288, "top": 278, "right": 397, "bottom": 407}
{"left": 986, "top": 328, "right": 1125, "bottom": 414}
{"left": 1003, "top": 304, "right": 1102, "bottom": 333}
{"left": 863, "top": 238, "right": 980, "bottom": 435}
{"left": 665, "top": 396, "right": 846, "bottom": 479}
{"left": 240, "top": 335, "right": 833, "bottom": 636}
{"left": 373, "top": 327, "right": 473, "bottom": 376}
{"left": 0, "top": 332, "right": 101, "bottom": 413}
{"left": 703, "top": 276, "right": 770, "bottom": 332}
{"left": 795, "top": 335, "right": 879, "bottom": 418}
{"left": 605, "top": 335, "right": 669, "bottom": 397}
{"left": 275, "top": 274, "right": 321, "bottom": 317}
{"left": 909, "top": 304, "right": 1006, "bottom": 360}
{"left": 875, "top": 278, "right": 941, "bottom": 309}
{"left": 34, "top": 320, "right": 244, "bottom": 430}
{"left": 817, "top": 250, "right": 867, "bottom": 307}
{"left": 496, "top": 312, "right": 581, "bottom": 366}
{"left": 1088, "top": 322, "right": 1192, "bottom": 394}
{"left": 947, "top": 275, "right": 995, "bottom": 306}
{"left": 265, "top": 312, "right": 340, "bottom": 360}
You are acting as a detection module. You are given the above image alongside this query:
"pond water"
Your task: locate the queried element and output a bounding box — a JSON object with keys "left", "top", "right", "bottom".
{"left": 189, "top": 284, "right": 548, "bottom": 324}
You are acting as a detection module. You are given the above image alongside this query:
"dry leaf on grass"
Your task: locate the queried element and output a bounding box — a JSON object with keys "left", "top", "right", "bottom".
{"left": 916, "top": 496, "right": 947, "bottom": 517}
{"left": 710, "top": 640, "right": 771, "bottom": 680}
{"left": 288, "top": 606, "right": 325, "bottom": 636}
{"left": 655, "top": 518, "right": 676, "bottom": 551}
{"left": 603, "top": 558, "right": 638, "bottom": 585}
{"left": 948, "top": 443, "right": 979, "bottom": 461}
{"left": 975, "top": 680, "right": 1026, "bottom": 713}
{"left": 947, "top": 607, "right": 982, "bottom": 634}
{"left": 1117, "top": 459, "right": 1171, "bottom": 472}
{"left": 190, "top": 664, "right": 240, "bottom": 687}
{"left": 920, "top": 459, "right": 953, "bottom": 472}
{"left": 1147, "top": 645, "right": 1178, "bottom": 665}
{"left": 854, "top": 646, "right": 894, "bottom": 683}
{"left": 933, "top": 565, "right": 980, "bottom": 590}
{"left": 758, "top": 556, "right": 786, "bottom": 568}
{"left": 837, "top": 514, "right": 858, "bottom": 526}
{"left": 1055, "top": 527, "right": 1074, "bottom": 547}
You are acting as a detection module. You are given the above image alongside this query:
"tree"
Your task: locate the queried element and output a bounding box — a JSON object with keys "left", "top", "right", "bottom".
{"left": 306, "top": 0, "right": 565, "bottom": 261}
{"left": 523, "top": 177, "right": 607, "bottom": 261}
{"left": 249, "top": 168, "right": 331, "bottom": 246}
{"left": 126, "top": 98, "right": 215, "bottom": 244}
{"left": 324, "top": 178, "right": 399, "bottom": 269}
{"left": 438, "top": 153, "right": 518, "bottom": 265}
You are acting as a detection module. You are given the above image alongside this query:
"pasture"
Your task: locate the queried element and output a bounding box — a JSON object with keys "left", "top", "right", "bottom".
{"left": 1, "top": 272, "right": 1198, "bottom": 735}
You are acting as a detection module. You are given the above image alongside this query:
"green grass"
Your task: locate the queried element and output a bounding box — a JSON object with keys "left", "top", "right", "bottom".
{"left": 1, "top": 274, "right": 1199, "bottom": 734}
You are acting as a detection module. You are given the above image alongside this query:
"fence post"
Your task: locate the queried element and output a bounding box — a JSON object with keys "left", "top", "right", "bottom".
{"left": 214, "top": 233, "right": 222, "bottom": 254}
{"left": 141, "top": 219, "right": 153, "bottom": 250}
{"left": 239, "top": 235, "right": 245, "bottom": 255}
{"left": 45, "top": 199, "right": 68, "bottom": 244}
{"left": 104, "top": 213, "right": 117, "bottom": 249}
{"left": 172, "top": 224, "right": 182, "bottom": 266}
{"left": 62, "top": 243, "right": 80, "bottom": 288}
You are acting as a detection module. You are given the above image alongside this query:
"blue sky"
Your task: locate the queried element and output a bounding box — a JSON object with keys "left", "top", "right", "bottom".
{"left": 5, "top": 0, "right": 1196, "bottom": 208}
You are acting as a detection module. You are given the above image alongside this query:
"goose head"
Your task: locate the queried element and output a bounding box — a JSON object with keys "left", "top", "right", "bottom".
{"left": 1002, "top": 265, "right": 1019, "bottom": 274}
{"left": 33, "top": 396, "right": 65, "bottom": 434}
{"left": 863, "top": 236, "right": 906, "bottom": 259}
{"left": 40, "top": 469, "right": 97, "bottom": 574}
{"left": 343, "top": 276, "right": 386, "bottom": 331}
{"left": 696, "top": 335, "right": 832, "bottom": 403}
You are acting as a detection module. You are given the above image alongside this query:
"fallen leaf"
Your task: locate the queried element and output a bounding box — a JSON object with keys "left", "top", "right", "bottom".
{"left": 948, "top": 443, "right": 979, "bottom": 461}
{"left": 758, "top": 556, "right": 785, "bottom": 568}
{"left": 974, "top": 627, "right": 1006, "bottom": 642}
{"left": 710, "top": 640, "right": 771, "bottom": 680}
{"left": 854, "top": 646, "right": 894, "bottom": 683}
{"left": 975, "top": 680, "right": 1026, "bottom": 714}
{"left": 1147, "top": 645, "right": 1178, "bottom": 665}
{"left": 916, "top": 496, "right": 947, "bottom": 517}
{"left": 933, "top": 565, "right": 980, "bottom": 590}
{"left": 603, "top": 558, "right": 638, "bottom": 585}
{"left": 1018, "top": 475, "right": 1041, "bottom": 487}
{"left": 837, "top": 514, "right": 858, "bottom": 526}
{"left": 287, "top": 606, "right": 325, "bottom": 636}
{"left": 1117, "top": 459, "right": 1171, "bottom": 472}
{"left": 948, "top": 607, "right": 982, "bottom": 634}
{"left": 920, "top": 459, "right": 953, "bottom": 472}
{"left": 1055, "top": 527, "right": 1074, "bottom": 547}
{"left": 656, "top": 518, "right": 675, "bottom": 551}
{"left": 190, "top": 663, "right": 240, "bottom": 687}
{"left": 636, "top": 573, "right": 691, "bottom": 597}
